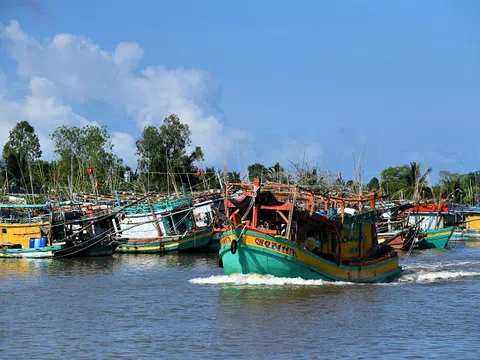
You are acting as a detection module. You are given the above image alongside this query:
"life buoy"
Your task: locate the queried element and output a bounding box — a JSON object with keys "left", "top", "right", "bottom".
{"left": 231, "top": 239, "right": 238, "bottom": 254}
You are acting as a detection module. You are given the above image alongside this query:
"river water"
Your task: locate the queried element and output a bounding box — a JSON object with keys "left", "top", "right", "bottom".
{"left": 2, "top": 240, "right": 480, "bottom": 359}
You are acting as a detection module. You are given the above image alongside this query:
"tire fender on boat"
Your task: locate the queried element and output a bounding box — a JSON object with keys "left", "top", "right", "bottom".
{"left": 231, "top": 239, "right": 238, "bottom": 254}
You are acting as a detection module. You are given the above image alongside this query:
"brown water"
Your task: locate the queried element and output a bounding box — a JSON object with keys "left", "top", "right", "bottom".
{"left": 2, "top": 241, "right": 480, "bottom": 359}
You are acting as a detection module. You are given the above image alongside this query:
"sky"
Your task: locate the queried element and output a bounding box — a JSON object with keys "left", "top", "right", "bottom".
{"left": 0, "top": 0, "right": 479, "bottom": 182}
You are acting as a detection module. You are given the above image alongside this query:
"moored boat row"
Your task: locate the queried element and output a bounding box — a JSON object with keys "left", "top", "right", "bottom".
{"left": 1, "top": 184, "right": 476, "bottom": 284}
{"left": 0, "top": 193, "right": 222, "bottom": 258}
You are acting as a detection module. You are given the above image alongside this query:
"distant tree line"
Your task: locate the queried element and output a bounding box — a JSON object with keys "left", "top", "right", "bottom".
{"left": 2, "top": 118, "right": 479, "bottom": 205}
{"left": 1, "top": 115, "right": 219, "bottom": 199}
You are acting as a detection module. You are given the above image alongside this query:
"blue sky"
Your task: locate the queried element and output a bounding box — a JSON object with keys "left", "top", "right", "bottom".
{"left": 0, "top": 0, "right": 479, "bottom": 182}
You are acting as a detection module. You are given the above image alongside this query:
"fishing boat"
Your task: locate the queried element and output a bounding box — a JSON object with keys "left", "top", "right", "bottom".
{"left": 405, "top": 202, "right": 457, "bottom": 249}
{"left": 0, "top": 204, "right": 119, "bottom": 258}
{"left": 192, "top": 195, "right": 224, "bottom": 250}
{"left": 451, "top": 207, "right": 480, "bottom": 240}
{"left": 415, "top": 226, "right": 455, "bottom": 249}
{"left": 115, "top": 196, "right": 213, "bottom": 254}
{"left": 376, "top": 203, "right": 416, "bottom": 251}
{"left": 115, "top": 226, "right": 213, "bottom": 254}
{"left": 215, "top": 179, "right": 401, "bottom": 283}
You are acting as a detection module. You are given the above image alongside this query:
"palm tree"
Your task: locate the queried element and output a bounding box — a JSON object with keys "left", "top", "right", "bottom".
{"left": 266, "top": 162, "right": 284, "bottom": 183}
{"left": 402, "top": 162, "right": 432, "bottom": 200}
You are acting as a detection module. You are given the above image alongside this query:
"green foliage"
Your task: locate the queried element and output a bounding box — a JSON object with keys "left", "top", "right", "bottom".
{"left": 2, "top": 121, "right": 42, "bottom": 193}
{"left": 366, "top": 177, "right": 379, "bottom": 191}
{"left": 32, "top": 160, "right": 54, "bottom": 187}
{"left": 51, "top": 124, "right": 122, "bottom": 193}
{"left": 381, "top": 165, "right": 409, "bottom": 198}
{"left": 265, "top": 162, "right": 287, "bottom": 183}
{"left": 247, "top": 162, "right": 288, "bottom": 183}
{"left": 136, "top": 114, "right": 204, "bottom": 192}
{"left": 381, "top": 163, "right": 432, "bottom": 200}
{"left": 0, "top": 158, "right": 5, "bottom": 184}
{"left": 437, "top": 170, "right": 480, "bottom": 205}
{"left": 205, "top": 167, "right": 221, "bottom": 189}
{"left": 227, "top": 171, "right": 241, "bottom": 183}
{"left": 247, "top": 163, "right": 268, "bottom": 182}
{"left": 403, "top": 162, "right": 432, "bottom": 200}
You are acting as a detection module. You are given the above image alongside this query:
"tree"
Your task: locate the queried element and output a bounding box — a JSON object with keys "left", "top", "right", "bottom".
{"left": 247, "top": 163, "right": 268, "bottom": 182}
{"left": 366, "top": 177, "right": 380, "bottom": 191}
{"left": 381, "top": 165, "right": 409, "bottom": 199}
{"left": 265, "top": 162, "right": 286, "bottom": 183}
{"left": 136, "top": 114, "right": 204, "bottom": 192}
{"left": 380, "top": 163, "right": 432, "bottom": 200}
{"left": 3, "top": 121, "right": 42, "bottom": 197}
{"left": 205, "top": 167, "right": 221, "bottom": 189}
{"left": 51, "top": 124, "right": 122, "bottom": 194}
{"left": 460, "top": 171, "right": 480, "bottom": 205}
{"left": 438, "top": 171, "right": 464, "bottom": 203}
{"left": 403, "top": 162, "right": 432, "bottom": 200}
{"left": 227, "top": 171, "right": 241, "bottom": 183}
{"left": 0, "top": 158, "right": 5, "bottom": 189}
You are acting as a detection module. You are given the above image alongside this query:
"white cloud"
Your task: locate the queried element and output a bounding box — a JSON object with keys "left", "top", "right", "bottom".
{"left": 0, "top": 75, "right": 95, "bottom": 159}
{"left": 0, "top": 20, "right": 253, "bottom": 167}
{"left": 111, "top": 131, "right": 137, "bottom": 167}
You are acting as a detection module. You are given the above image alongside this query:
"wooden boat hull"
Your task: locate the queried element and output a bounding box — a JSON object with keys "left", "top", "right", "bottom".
{"left": 219, "top": 229, "right": 401, "bottom": 283}
{"left": 0, "top": 235, "right": 118, "bottom": 258}
{"left": 205, "top": 232, "right": 221, "bottom": 251}
{"left": 378, "top": 234, "right": 405, "bottom": 251}
{"left": 0, "top": 222, "right": 48, "bottom": 249}
{"left": 0, "top": 245, "right": 62, "bottom": 258}
{"left": 416, "top": 226, "right": 454, "bottom": 249}
{"left": 115, "top": 227, "right": 212, "bottom": 254}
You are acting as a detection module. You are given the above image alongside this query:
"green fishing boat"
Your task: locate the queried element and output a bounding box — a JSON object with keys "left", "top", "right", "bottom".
{"left": 115, "top": 196, "right": 213, "bottom": 254}
{"left": 115, "top": 226, "right": 212, "bottom": 254}
{"left": 416, "top": 226, "right": 454, "bottom": 249}
{"left": 215, "top": 179, "right": 401, "bottom": 283}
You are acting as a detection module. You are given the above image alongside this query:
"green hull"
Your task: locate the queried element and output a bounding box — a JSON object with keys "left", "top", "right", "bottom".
{"left": 417, "top": 226, "right": 454, "bottom": 249}
{"left": 219, "top": 230, "right": 401, "bottom": 283}
{"left": 76, "top": 242, "right": 118, "bottom": 257}
{"left": 0, "top": 238, "right": 118, "bottom": 258}
{"left": 116, "top": 228, "right": 212, "bottom": 254}
{"left": 205, "top": 233, "right": 221, "bottom": 251}
{"left": 0, "top": 245, "right": 63, "bottom": 258}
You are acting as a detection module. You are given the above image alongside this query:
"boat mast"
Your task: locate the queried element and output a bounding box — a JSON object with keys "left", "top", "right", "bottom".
{"left": 251, "top": 178, "right": 261, "bottom": 228}
{"left": 285, "top": 185, "right": 297, "bottom": 241}
{"left": 147, "top": 197, "right": 162, "bottom": 237}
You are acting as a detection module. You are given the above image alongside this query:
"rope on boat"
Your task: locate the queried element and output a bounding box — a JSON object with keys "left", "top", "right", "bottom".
{"left": 54, "top": 228, "right": 116, "bottom": 258}
{"left": 234, "top": 224, "right": 248, "bottom": 244}
{"left": 401, "top": 226, "right": 420, "bottom": 263}
{"left": 241, "top": 186, "right": 259, "bottom": 222}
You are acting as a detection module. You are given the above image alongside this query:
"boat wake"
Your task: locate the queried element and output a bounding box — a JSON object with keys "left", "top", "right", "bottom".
{"left": 190, "top": 268, "right": 480, "bottom": 286}
{"left": 398, "top": 259, "right": 480, "bottom": 283}
{"left": 189, "top": 273, "right": 356, "bottom": 286}
{"left": 397, "top": 270, "right": 480, "bottom": 283}
{"left": 402, "top": 259, "right": 480, "bottom": 271}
